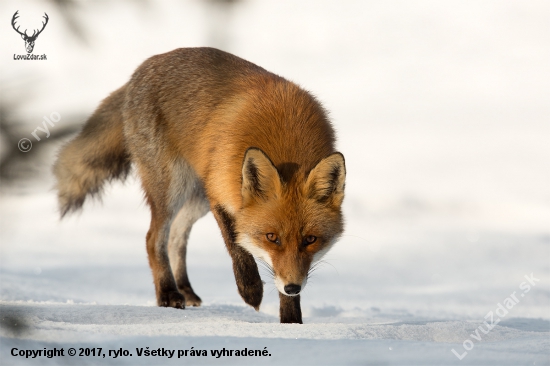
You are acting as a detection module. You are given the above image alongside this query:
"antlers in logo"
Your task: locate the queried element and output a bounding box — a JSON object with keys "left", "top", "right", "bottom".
{"left": 12, "top": 11, "right": 49, "bottom": 54}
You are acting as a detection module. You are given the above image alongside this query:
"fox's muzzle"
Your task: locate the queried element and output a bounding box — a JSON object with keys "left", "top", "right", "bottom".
{"left": 275, "top": 276, "right": 308, "bottom": 296}
{"left": 284, "top": 284, "right": 301, "bottom": 295}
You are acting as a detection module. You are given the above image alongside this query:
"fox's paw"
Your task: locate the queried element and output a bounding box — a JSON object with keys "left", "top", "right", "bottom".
{"left": 181, "top": 289, "right": 202, "bottom": 307}
{"left": 238, "top": 277, "right": 263, "bottom": 311}
{"left": 158, "top": 291, "right": 185, "bottom": 309}
{"left": 228, "top": 239, "right": 264, "bottom": 310}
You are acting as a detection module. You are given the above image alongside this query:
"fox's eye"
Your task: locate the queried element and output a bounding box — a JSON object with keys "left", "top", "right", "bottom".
{"left": 304, "top": 235, "right": 317, "bottom": 245}
{"left": 266, "top": 233, "right": 280, "bottom": 244}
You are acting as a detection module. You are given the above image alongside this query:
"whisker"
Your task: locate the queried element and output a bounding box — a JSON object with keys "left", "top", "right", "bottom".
{"left": 308, "top": 259, "right": 327, "bottom": 274}
{"left": 256, "top": 258, "right": 275, "bottom": 279}
{"left": 308, "top": 266, "right": 319, "bottom": 275}
{"left": 257, "top": 258, "right": 274, "bottom": 272}
{"left": 307, "top": 259, "right": 339, "bottom": 277}
{"left": 320, "top": 261, "right": 339, "bottom": 276}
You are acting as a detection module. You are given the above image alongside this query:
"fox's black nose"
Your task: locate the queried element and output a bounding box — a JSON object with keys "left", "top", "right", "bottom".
{"left": 284, "top": 284, "right": 301, "bottom": 295}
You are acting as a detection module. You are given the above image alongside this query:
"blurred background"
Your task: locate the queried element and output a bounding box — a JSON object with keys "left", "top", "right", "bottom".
{"left": 1, "top": 0, "right": 548, "bottom": 320}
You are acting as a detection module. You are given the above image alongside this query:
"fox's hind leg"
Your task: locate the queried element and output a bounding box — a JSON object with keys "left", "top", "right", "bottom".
{"left": 168, "top": 193, "right": 209, "bottom": 307}
{"left": 135, "top": 157, "right": 202, "bottom": 309}
{"left": 144, "top": 208, "right": 185, "bottom": 308}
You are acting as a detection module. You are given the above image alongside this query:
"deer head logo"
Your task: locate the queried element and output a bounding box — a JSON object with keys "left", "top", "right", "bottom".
{"left": 12, "top": 11, "right": 49, "bottom": 54}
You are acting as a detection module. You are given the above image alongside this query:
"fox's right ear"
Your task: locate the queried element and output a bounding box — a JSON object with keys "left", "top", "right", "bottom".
{"left": 305, "top": 152, "right": 346, "bottom": 206}
{"left": 241, "top": 148, "right": 282, "bottom": 206}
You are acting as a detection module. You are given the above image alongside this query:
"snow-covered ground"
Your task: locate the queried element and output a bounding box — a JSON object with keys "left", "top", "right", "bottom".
{"left": 1, "top": 1, "right": 549, "bottom": 365}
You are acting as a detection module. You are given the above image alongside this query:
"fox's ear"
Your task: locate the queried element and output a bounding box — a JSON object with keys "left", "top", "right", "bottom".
{"left": 241, "top": 148, "right": 281, "bottom": 205}
{"left": 306, "top": 152, "right": 346, "bottom": 206}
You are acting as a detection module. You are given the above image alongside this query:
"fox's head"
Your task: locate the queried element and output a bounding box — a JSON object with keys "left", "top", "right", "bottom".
{"left": 235, "top": 147, "right": 345, "bottom": 296}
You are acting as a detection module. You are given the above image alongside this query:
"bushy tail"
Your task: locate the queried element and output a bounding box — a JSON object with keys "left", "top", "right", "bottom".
{"left": 53, "top": 86, "right": 131, "bottom": 217}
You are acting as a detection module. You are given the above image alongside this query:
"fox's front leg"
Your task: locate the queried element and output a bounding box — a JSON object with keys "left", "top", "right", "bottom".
{"left": 213, "top": 205, "right": 263, "bottom": 310}
{"left": 229, "top": 244, "right": 264, "bottom": 310}
{"left": 279, "top": 293, "right": 302, "bottom": 324}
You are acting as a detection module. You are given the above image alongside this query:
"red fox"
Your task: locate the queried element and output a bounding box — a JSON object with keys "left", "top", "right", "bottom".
{"left": 53, "top": 48, "right": 346, "bottom": 323}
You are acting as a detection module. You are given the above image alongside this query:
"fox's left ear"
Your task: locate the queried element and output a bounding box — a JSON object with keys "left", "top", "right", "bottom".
{"left": 305, "top": 152, "right": 346, "bottom": 206}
